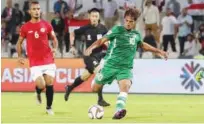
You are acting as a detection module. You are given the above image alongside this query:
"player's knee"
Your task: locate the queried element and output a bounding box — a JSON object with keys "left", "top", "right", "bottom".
{"left": 43, "top": 75, "right": 54, "bottom": 85}
{"left": 80, "top": 71, "right": 91, "bottom": 81}
{"left": 37, "top": 83, "right": 46, "bottom": 89}
{"left": 92, "top": 87, "right": 99, "bottom": 92}
{"left": 119, "top": 80, "right": 131, "bottom": 92}
{"left": 92, "top": 84, "right": 100, "bottom": 92}
{"left": 45, "top": 79, "right": 54, "bottom": 86}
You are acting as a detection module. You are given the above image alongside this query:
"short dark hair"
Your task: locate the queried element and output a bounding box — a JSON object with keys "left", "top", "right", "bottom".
{"left": 187, "top": 33, "right": 194, "bottom": 39}
{"left": 88, "top": 8, "right": 100, "bottom": 14}
{"left": 14, "top": 3, "right": 19, "bottom": 7}
{"left": 29, "top": 1, "right": 40, "bottom": 9}
{"left": 31, "top": 0, "right": 39, "bottom": 5}
{"left": 124, "top": 8, "right": 140, "bottom": 21}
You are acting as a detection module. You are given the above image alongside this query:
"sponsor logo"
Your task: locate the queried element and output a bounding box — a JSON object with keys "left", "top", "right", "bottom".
{"left": 180, "top": 61, "right": 203, "bottom": 92}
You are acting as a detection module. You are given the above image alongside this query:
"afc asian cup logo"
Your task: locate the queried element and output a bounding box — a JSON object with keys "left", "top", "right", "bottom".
{"left": 180, "top": 61, "right": 203, "bottom": 92}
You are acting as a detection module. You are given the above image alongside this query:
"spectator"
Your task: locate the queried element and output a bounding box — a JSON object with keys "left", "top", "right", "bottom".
{"left": 23, "top": 0, "right": 32, "bottom": 22}
{"left": 67, "top": 0, "right": 83, "bottom": 13}
{"left": 93, "top": 0, "right": 103, "bottom": 11}
{"left": 51, "top": 12, "right": 65, "bottom": 56}
{"left": 118, "top": 0, "right": 136, "bottom": 25}
{"left": 166, "top": 0, "right": 181, "bottom": 17}
{"left": 152, "top": 0, "right": 165, "bottom": 12}
{"left": 61, "top": 5, "right": 74, "bottom": 53}
{"left": 8, "top": 25, "right": 21, "bottom": 57}
{"left": 103, "top": 0, "right": 118, "bottom": 30}
{"left": 1, "top": 21, "right": 7, "bottom": 41}
{"left": 187, "top": 0, "right": 204, "bottom": 31}
{"left": 14, "top": 3, "right": 23, "bottom": 25}
{"left": 139, "top": 28, "right": 157, "bottom": 58}
{"left": 143, "top": 0, "right": 160, "bottom": 46}
{"left": 181, "top": 33, "right": 198, "bottom": 58}
{"left": 54, "top": 0, "right": 69, "bottom": 14}
{"left": 161, "top": 8, "right": 178, "bottom": 52}
{"left": 144, "top": 28, "right": 157, "bottom": 48}
{"left": 196, "top": 24, "right": 204, "bottom": 55}
{"left": 177, "top": 8, "right": 193, "bottom": 56}
{"left": 1, "top": 21, "right": 8, "bottom": 53}
{"left": 1, "top": 0, "right": 16, "bottom": 34}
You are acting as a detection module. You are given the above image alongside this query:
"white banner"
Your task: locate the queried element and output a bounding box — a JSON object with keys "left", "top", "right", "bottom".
{"left": 103, "top": 59, "right": 204, "bottom": 94}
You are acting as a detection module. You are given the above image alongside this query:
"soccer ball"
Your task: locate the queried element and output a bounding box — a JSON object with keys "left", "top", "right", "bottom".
{"left": 88, "top": 105, "right": 104, "bottom": 119}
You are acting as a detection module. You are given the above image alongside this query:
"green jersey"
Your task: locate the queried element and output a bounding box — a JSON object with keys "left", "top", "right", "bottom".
{"left": 104, "top": 26, "right": 142, "bottom": 69}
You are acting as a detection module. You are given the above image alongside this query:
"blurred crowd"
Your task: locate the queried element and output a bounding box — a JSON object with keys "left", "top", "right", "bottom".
{"left": 1, "top": 0, "right": 204, "bottom": 59}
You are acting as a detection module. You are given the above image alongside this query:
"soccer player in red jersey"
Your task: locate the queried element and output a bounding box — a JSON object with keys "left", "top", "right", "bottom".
{"left": 16, "top": 1, "right": 58, "bottom": 115}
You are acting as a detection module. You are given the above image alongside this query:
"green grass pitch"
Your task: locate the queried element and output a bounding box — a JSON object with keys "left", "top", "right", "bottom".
{"left": 2, "top": 92, "right": 204, "bottom": 123}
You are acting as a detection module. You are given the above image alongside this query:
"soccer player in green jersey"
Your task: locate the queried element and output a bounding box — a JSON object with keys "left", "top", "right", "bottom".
{"left": 85, "top": 8, "right": 168, "bottom": 119}
{"left": 196, "top": 69, "right": 204, "bottom": 82}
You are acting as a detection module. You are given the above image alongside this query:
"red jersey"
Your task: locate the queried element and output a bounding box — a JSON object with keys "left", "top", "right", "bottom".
{"left": 20, "top": 20, "right": 54, "bottom": 67}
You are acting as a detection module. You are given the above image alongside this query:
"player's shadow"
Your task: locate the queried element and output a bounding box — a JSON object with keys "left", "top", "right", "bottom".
{"left": 54, "top": 111, "right": 71, "bottom": 115}
{"left": 103, "top": 115, "right": 152, "bottom": 121}
{"left": 40, "top": 111, "right": 71, "bottom": 116}
{"left": 126, "top": 115, "right": 152, "bottom": 119}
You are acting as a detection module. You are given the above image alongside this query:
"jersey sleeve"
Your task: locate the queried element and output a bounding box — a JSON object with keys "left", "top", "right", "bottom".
{"left": 74, "top": 26, "right": 87, "bottom": 36}
{"left": 47, "top": 22, "right": 54, "bottom": 34}
{"left": 20, "top": 25, "right": 26, "bottom": 38}
{"left": 136, "top": 32, "right": 143, "bottom": 45}
{"left": 104, "top": 26, "right": 119, "bottom": 41}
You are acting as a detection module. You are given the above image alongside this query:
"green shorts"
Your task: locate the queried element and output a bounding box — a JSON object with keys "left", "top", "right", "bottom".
{"left": 94, "top": 65, "right": 133, "bottom": 85}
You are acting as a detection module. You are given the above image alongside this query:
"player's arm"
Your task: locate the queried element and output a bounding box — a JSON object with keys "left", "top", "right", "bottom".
{"left": 85, "top": 37, "right": 109, "bottom": 56}
{"left": 69, "top": 26, "right": 87, "bottom": 53}
{"left": 16, "top": 36, "right": 25, "bottom": 65}
{"left": 47, "top": 22, "right": 58, "bottom": 55}
{"left": 85, "top": 26, "right": 118, "bottom": 55}
{"left": 69, "top": 31, "right": 75, "bottom": 48}
{"left": 140, "top": 42, "right": 168, "bottom": 60}
{"left": 49, "top": 30, "right": 58, "bottom": 53}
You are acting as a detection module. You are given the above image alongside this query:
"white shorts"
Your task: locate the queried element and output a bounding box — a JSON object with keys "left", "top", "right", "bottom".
{"left": 30, "top": 64, "right": 56, "bottom": 81}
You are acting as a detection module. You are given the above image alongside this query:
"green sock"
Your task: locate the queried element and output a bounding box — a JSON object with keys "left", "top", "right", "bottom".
{"left": 116, "top": 92, "right": 128, "bottom": 111}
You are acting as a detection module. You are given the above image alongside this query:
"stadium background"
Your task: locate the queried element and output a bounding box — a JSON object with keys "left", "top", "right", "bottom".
{"left": 1, "top": 0, "right": 204, "bottom": 93}
{"left": 1, "top": 0, "right": 204, "bottom": 123}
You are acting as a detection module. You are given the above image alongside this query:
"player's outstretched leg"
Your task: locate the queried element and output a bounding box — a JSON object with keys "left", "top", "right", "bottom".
{"left": 97, "top": 85, "right": 110, "bottom": 107}
{"left": 64, "top": 76, "right": 84, "bottom": 101}
{"left": 44, "top": 74, "right": 54, "bottom": 115}
{"left": 112, "top": 79, "right": 131, "bottom": 119}
{"left": 35, "top": 77, "right": 46, "bottom": 105}
{"left": 196, "top": 69, "right": 204, "bottom": 82}
{"left": 65, "top": 69, "right": 91, "bottom": 101}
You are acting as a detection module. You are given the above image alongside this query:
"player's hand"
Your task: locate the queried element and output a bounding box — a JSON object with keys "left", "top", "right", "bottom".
{"left": 52, "top": 48, "right": 57, "bottom": 57}
{"left": 156, "top": 50, "right": 168, "bottom": 60}
{"left": 85, "top": 47, "right": 93, "bottom": 56}
{"left": 17, "top": 57, "right": 25, "bottom": 65}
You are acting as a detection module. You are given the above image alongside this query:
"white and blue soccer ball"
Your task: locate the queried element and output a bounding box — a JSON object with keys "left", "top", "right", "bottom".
{"left": 88, "top": 105, "right": 104, "bottom": 119}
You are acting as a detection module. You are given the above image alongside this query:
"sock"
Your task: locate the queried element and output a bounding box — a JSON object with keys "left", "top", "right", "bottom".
{"left": 116, "top": 92, "right": 128, "bottom": 111}
{"left": 68, "top": 76, "right": 84, "bottom": 91}
{"left": 98, "top": 85, "right": 103, "bottom": 102}
{"left": 35, "top": 86, "right": 43, "bottom": 95}
{"left": 46, "top": 85, "right": 54, "bottom": 109}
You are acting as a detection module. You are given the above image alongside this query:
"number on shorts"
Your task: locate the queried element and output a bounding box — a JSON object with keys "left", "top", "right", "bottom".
{"left": 97, "top": 73, "right": 103, "bottom": 81}
{"left": 34, "top": 31, "right": 39, "bottom": 39}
